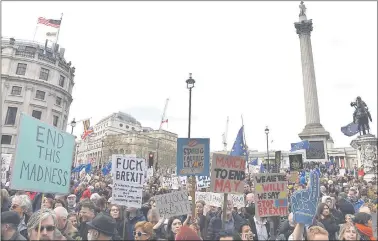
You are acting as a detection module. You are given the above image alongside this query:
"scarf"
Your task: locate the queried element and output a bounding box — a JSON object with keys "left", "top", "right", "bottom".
{"left": 355, "top": 223, "right": 376, "bottom": 241}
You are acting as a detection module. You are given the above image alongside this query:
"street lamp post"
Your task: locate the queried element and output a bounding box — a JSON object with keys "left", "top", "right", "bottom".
{"left": 186, "top": 73, "right": 196, "bottom": 218}
{"left": 70, "top": 118, "right": 77, "bottom": 134}
{"left": 265, "top": 126, "right": 270, "bottom": 172}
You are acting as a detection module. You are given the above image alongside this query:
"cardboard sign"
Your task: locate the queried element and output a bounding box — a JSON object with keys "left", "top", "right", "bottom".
{"left": 1, "top": 154, "right": 12, "bottom": 184}
{"left": 155, "top": 190, "right": 191, "bottom": 218}
{"left": 111, "top": 154, "right": 144, "bottom": 208}
{"left": 291, "top": 171, "right": 320, "bottom": 225}
{"left": 196, "top": 176, "right": 211, "bottom": 189}
{"left": 195, "top": 192, "right": 245, "bottom": 208}
{"left": 254, "top": 173, "right": 288, "bottom": 217}
{"left": 289, "top": 154, "right": 303, "bottom": 171}
{"left": 176, "top": 138, "right": 210, "bottom": 176}
{"left": 10, "top": 114, "right": 75, "bottom": 194}
{"left": 210, "top": 154, "right": 245, "bottom": 194}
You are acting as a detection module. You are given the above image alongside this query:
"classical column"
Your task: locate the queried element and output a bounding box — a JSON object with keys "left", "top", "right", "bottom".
{"left": 294, "top": 2, "right": 329, "bottom": 140}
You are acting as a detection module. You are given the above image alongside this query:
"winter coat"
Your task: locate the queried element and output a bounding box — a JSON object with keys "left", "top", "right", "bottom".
{"left": 206, "top": 211, "right": 244, "bottom": 241}
{"left": 125, "top": 211, "right": 146, "bottom": 240}
{"left": 319, "top": 215, "right": 339, "bottom": 240}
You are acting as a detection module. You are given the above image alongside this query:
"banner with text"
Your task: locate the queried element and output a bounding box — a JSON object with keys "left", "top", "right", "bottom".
{"left": 254, "top": 173, "right": 288, "bottom": 217}
{"left": 195, "top": 192, "right": 245, "bottom": 208}
{"left": 111, "top": 154, "right": 145, "bottom": 208}
{"left": 210, "top": 154, "right": 245, "bottom": 194}
{"left": 10, "top": 114, "right": 75, "bottom": 194}
{"left": 1, "top": 154, "right": 12, "bottom": 184}
{"left": 155, "top": 190, "right": 191, "bottom": 218}
{"left": 176, "top": 138, "right": 210, "bottom": 176}
{"left": 196, "top": 176, "right": 211, "bottom": 189}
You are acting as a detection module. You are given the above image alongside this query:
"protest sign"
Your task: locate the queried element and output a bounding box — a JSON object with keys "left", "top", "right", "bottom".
{"left": 210, "top": 154, "right": 246, "bottom": 193}
{"left": 155, "top": 190, "right": 191, "bottom": 218}
{"left": 291, "top": 171, "right": 320, "bottom": 225}
{"left": 289, "top": 154, "right": 303, "bottom": 171}
{"left": 111, "top": 154, "right": 145, "bottom": 208}
{"left": 372, "top": 212, "right": 377, "bottom": 239}
{"left": 254, "top": 173, "right": 288, "bottom": 217}
{"left": 195, "top": 192, "right": 245, "bottom": 208}
{"left": 196, "top": 176, "right": 210, "bottom": 189}
{"left": 10, "top": 113, "right": 75, "bottom": 194}
{"left": 1, "top": 154, "right": 12, "bottom": 184}
{"left": 176, "top": 138, "right": 210, "bottom": 176}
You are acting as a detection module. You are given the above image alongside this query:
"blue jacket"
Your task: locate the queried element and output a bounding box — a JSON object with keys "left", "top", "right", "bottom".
{"left": 126, "top": 210, "right": 146, "bottom": 240}
{"left": 351, "top": 199, "right": 365, "bottom": 213}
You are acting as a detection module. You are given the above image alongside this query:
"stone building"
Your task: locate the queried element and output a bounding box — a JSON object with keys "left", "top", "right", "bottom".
{"left": 1, "top": 37, "right": 75, "bottom": 156}
{"left": 75, "top": 111, "right": 177, "bottom": 168}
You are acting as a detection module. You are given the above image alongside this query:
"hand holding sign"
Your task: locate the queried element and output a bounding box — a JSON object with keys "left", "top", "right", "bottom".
{"left": 290, "top": 170, "right": 319, "bottom": 225}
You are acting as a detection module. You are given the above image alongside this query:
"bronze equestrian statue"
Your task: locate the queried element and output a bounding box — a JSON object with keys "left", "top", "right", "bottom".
{"left": 351, "top": 96, "right": 373, "bottom": 135}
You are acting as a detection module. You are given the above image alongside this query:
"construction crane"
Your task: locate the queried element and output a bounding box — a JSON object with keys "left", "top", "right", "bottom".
{"left": 159, "top": 98, "right": 170, "bottom": 130}
{"left": 222, "top": 116, "right": 229, "bottom": 152}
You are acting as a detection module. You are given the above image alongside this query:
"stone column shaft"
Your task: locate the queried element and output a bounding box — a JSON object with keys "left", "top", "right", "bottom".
{"left": 295, "top": 20, "right": 321, "bottom": 126}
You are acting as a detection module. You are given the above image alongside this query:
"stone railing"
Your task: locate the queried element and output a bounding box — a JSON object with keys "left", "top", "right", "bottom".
{"left": 38, "top": 53, "right": 56, "bottom": 64}
{"left": 15, "top": 50, "right": 35, "bottom": 59}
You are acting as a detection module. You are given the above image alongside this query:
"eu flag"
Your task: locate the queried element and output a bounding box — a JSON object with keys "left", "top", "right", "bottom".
{"left": 249, "top": 158, "right": 258, "bottom": 166}
{"left": 259, "top": 163, "right": 266, "bottom": 173}
{"left": 290, "top": 140, "right": 310, "bottom": 152}
{"left": 85, "top": 163, "right": 92, "bottom": 173}
{"left": 341, "top": 122, "right": 359, "bottom": 137}
{"left": 230, "top": 126, "right": 248, "bottom": 157}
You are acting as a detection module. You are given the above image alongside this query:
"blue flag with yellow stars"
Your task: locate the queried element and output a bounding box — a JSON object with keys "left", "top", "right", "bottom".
{"left": 230, "top": 126, "right": 248, "bottom": 158}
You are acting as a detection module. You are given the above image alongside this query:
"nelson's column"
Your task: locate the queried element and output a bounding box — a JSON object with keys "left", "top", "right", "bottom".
{"left": 294, "top": 2, "right": 330, "bottom": 163}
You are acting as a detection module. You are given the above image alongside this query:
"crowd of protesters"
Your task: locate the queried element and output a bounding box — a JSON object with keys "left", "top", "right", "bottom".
{"left": 1, "top": 163, "right": 377, "bottom": 241}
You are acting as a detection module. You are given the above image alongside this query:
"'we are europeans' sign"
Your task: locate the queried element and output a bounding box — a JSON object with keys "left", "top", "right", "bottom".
{"left": 10, "top": 113, "right": 75, "bottom": 194}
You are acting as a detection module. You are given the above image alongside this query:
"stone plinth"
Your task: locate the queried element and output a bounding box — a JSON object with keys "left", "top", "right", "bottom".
{"left": 350, "top": 134, "right": 378, "bottom": 182}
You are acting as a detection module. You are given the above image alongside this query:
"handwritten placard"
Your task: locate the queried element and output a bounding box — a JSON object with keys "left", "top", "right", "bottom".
{"left": 111, "top": 154, "right": 145, "bottom": 208}
{"left": 195, "top": 192, "right": 245, "bottom": 208}
{"left": 176, "top": 138, "right": 210, "bottom": 176}
{"left": 1, "top": 154, "right": 12, "bottom": 184}
{"left": 254, "top": 173, "right": 288, "bottom": 217}
{"left": 196, "top": 176, "right": 211, "bottom": 189}
{"left": 210, "top": 154, "right": 245, "bottom": 194}
{"left": 155, "top": 190, "right": 191, "bottom": 218}
{"left": 10, "top": 114, "right": 74, "bottom": 194}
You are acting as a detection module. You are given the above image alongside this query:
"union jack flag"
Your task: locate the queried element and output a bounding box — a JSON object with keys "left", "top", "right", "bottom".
{"left": 37, "top": 17, "right": 61, "bottom": 28}
{"left": 81, "top": 119, "right": 94, "bottom": 140}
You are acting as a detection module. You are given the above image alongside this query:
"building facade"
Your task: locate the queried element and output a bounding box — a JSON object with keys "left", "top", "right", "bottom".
{"left": 1, "top": 37, "right": 75, "bottom": 156}
{"left": 75, "top": 112, "right": 177, "bottom": 169}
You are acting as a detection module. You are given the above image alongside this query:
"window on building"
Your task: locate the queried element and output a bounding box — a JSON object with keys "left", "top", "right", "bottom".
{"left": 16, "top": 63, "right": 27, "bottom": 75}
{"left": 35, "top": 90, "right": 45, "bottom": 100}
{"left": 39, "top": 68, "right": 50, "bottom": 81}
{"left": 32, "top": 110, "right": 42, "bottom": 120}
{"left": 119, "top": 124, "right": 123, "bottom": 127}
{"left": 59, "top": 75, "right": 65, "bottom": 87}
{"left": 56, "top": 96, "right": 62, "bottom": 106}
{"left": 132, "top": 127, "right": 135, "bottom": 131}
{"left": 126, "top": 125, "right": 129, "bottom": 129}
{"left": 53, "top": 115, "right": 59, "bottom": 127}
{"left": 5, "top": 107, "right": 17, "bottom": 125}
{"left": 1, "top": 135, "right": 12, "bottom": 145}
{"left": 11, "top": 86, "right": 22, "bottom": 95}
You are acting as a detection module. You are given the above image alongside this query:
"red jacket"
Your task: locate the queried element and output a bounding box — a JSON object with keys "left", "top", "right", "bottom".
{"left": 81, "top": 188, "right": 91, "bottom": 200}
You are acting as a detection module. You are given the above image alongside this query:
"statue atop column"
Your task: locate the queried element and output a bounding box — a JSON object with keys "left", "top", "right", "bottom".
{"left": 351, "top": 96, "right": 373, "bottom": 135}
{"left": 299, "top": 1, "right": 307, "bottom": 17}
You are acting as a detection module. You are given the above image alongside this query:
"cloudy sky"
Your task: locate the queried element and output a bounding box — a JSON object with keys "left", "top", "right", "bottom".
{"left": 3, "top": 1, "right": 377, "bottom": 152}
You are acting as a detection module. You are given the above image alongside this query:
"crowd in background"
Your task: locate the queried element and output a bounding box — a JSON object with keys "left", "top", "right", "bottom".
{"left": 1, "top": 163, "right": 377, "bottom": 241}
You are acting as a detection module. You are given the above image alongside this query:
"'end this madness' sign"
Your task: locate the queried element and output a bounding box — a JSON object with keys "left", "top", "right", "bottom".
{"left": 176, "top": 138, "right": 210, "bottom": 176}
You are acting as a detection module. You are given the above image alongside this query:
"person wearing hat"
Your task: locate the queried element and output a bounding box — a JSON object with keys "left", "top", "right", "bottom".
{"left": 1, "top": 211, "right": 26, "bottom": 240}
{"left": 86, "top": 213, "right": 117, "bottom": 241}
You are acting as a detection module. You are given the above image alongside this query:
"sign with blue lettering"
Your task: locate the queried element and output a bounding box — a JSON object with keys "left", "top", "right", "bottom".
{"left": 176, "top": 138, "right": 210, "bottom": 176}
{"left": 10, "top": 113, "right": 75, "bottom": 194}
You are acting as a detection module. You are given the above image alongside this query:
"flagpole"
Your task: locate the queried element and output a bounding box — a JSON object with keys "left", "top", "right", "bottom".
{"left": 241, "top": 115, "right": 249, "bottom": 172}
{"left": 33, "top": 18, "right": 39, "bottom": 42}
{"left": 55, "top": 13, "right": 63, "bottom": 45}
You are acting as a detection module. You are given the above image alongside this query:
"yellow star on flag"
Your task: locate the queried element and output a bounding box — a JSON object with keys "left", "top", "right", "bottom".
{"left": 255, "top": 185, "right": 263, "bottom": 192}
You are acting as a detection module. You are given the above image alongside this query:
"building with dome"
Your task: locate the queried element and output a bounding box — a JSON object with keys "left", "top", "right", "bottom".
{"left": 1, "top": 37, "right": 75, "bottom": 157}
{"left": 75, "top": 111, "right": 178, "bottom": 168}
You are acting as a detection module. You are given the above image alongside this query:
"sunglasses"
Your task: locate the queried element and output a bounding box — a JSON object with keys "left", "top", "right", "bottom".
{"left": 133, "top": 231, "right": 147, "bottom": 237}
{"left": 34, "top": 225, "right": 55, "bottom": 232}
